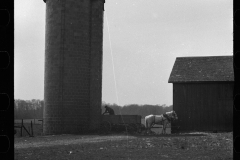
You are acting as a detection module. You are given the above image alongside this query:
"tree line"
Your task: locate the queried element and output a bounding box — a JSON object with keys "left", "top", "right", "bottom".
{"left": 14, "top": 99, "right": 172, "bottom": 119}
{"left": 14, "top": 99, "right": 44, "bottom": 119}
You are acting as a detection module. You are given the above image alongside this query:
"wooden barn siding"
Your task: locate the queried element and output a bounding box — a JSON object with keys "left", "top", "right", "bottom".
{"left": 172, "top": 83, "right": 233, "bottom": 133}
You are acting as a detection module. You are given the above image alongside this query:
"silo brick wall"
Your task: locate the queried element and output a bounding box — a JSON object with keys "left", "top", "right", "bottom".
{"left": 89, "top": 0, "right": 104, "bottom": 130}
{"left": 44, "top": 0, "right": 104, "bottom": 135}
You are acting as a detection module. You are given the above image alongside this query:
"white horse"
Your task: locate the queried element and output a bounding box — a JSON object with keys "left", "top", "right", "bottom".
{"left": 145, "top": 111, "right": 178, "bottom": 134}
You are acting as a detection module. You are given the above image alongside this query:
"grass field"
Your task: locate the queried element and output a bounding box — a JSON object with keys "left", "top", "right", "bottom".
{"left": 14, "top": 119, "right": 232, "bottom": 159}
{"left": 14, "top": 132, "right": 233, "bottom": 160}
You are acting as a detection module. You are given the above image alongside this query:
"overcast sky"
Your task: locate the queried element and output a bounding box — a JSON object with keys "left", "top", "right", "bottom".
{"left": 15, "top": 0, "right": 233, "bottom": 106}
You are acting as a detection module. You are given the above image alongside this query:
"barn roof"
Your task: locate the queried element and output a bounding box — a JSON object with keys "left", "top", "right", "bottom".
{"left": 168, "top": 56, "right": 233, "bottom": 83}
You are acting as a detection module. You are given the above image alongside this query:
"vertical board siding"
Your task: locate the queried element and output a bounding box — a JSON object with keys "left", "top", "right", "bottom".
{"left": 172, "top": 83, "right": 233, "bottom": 133}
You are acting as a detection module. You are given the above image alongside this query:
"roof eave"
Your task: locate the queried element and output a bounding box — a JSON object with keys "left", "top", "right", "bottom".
{"left": 168, "top": 80, "right": 234, "bottom": 83}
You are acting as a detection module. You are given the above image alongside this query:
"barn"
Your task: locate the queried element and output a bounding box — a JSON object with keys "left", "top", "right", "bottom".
{"left": 168, "top": 56, "right": 233, "bottom": 133}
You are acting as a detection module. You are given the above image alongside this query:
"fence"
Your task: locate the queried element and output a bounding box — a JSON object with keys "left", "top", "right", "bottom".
{"left": 14, "top": 119, "right": 43, "bottom": 137}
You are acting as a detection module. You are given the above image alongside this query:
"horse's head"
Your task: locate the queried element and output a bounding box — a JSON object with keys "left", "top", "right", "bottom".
{"left": 166, "top": 111, "right": 178, "bottom": 120}
{"left": 172, "top": 111, "right": 178, "bottom": 120}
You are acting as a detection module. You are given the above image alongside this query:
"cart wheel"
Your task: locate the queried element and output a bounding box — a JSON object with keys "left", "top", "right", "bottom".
{"left": 135, "top": 124, "right": 143, "bottom": 133}
{"left": 114, "top": 124, "right": 123, "bottom": 132}
{"left": 100, "top": 121, "right": 111, "bottom": 134}
{"left": 139, "top": 124, "right": 146, "bottom": 133}
{"left": 128, "top": 123, "right": 138, "bottom": 132}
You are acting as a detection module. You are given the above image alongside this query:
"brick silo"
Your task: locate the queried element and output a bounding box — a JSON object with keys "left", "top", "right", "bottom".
{"left": 43, "top": 0, "right": 104, "bottom": 135}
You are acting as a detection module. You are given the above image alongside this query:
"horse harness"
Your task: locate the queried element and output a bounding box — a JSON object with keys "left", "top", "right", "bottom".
{"left": 163, "top": 113, "right": 171, "bottom": 122}
{"left": 153, "top": 113, "right": 170, "bottom": 125}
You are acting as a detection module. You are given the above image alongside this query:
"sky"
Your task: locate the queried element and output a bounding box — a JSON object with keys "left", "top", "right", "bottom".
{"left": 15, "top": 0, "right": 233, "bottom": 106}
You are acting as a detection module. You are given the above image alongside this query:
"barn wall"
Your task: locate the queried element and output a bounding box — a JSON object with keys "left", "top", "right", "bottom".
{"left": 172, "top": 83, "right": 233, "bottom": 133}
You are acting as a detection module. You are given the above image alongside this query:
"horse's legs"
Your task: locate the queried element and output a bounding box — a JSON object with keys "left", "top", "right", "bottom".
{"left": 145, "top": 119, "right": 149, "bottom": 134}
{"left": 162, "top": 122, "right": 166, "bottom": 134}
{"left": 146, "top": 123, "right": 154, "bottom": 134}
{"left": 150, "top": 123, "right": 154, "bottom": 133}
{"left": 164, "top": 122, "right": 168, "bottom": 134}
{"left": 146, "top": 126, "right": 148, "bottom": 134}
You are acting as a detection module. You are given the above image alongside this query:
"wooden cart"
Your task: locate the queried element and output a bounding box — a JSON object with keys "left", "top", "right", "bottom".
{"left": 100, "top": 115, "right": 145, "bottom": 134}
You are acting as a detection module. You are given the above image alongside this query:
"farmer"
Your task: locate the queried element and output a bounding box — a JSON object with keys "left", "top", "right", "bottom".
{"left": 103, "top": 105, "right": 115, "bottom": 115}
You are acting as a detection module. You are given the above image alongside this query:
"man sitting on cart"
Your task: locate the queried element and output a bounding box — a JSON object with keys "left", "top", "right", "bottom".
{"left": 103, "top": 105, "right": 115, "bottom": 115}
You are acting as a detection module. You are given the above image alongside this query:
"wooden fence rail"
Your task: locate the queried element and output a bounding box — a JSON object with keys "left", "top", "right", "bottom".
{"left": 14, "top": 119, "right": 34, "bottom": 137}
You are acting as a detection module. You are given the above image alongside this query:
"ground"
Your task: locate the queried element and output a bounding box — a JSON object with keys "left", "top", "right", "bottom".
{"left": 15, "top": 132, "right": 233, "bottom": 160}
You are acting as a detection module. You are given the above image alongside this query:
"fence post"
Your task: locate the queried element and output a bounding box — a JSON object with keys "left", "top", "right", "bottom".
{"left": 38, "top": 119, "right": 43, "bottom": 135}
{"left": 28, "top": 126, "right": 31, "bottom": 135}
{"left": 31, "top": 120, "right": 33, "bottom": 136}
{"left": 21, "top": 119, "right": 23, "bottom": 137}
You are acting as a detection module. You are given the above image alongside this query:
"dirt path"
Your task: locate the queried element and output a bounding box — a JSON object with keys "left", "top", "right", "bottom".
{"left": 15, "top": 134, "right": 136, "bottom": 149}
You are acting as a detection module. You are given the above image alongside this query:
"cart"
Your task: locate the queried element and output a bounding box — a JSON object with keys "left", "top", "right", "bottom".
{"left": 100, "top": 115, "right": 145, "bottom": 134}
